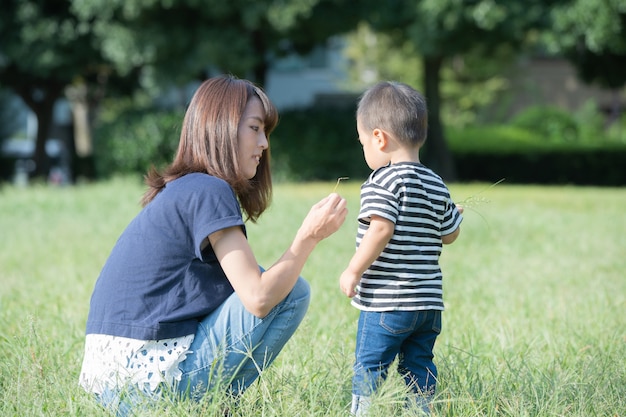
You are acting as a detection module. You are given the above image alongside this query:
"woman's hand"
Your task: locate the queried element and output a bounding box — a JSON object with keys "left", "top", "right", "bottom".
{"left": 297, "top": 193, "right": 348, "bottom": 242}
{"left": 212, "top": 193, "right": 347, "bottom": 317}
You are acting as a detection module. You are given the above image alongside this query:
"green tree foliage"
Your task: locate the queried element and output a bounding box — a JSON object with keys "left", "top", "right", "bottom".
{"left": 94, "top": 103, "right": 182, "bottom": 177}
{"left": 344, "top": 23, "right": 513, "bottom": 128}
{"left": 0, "top": 0, "right": 131, "bottom": 179}
{"left": 544, "top": 0, "right": 626, "bottom": 120}
{"left": 71, "top": 0, "right": 359, "bottom": 87}
{"left": 1, "top": 0, "right": 358, "bottom": 180}
{"left": 72, "top": 0, "right": 361, "bottom": 180}
{"left": 352, "top": 0, "right": 566, "bottom": 181}
{"left": 511, "top": 106, "right": 579, "bottom": 143}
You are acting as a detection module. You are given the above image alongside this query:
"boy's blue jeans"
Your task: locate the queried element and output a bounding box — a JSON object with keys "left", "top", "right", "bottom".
{"left": 352, "top": 309, "right": 441, "bottom": 398}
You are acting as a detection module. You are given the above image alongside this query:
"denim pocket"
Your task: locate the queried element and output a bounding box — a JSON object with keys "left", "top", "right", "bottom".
{"left": 379, "top": 311, "right": 418, "bottom": 334}
{"left": 379, "top": 310, "right": 442, "bottom": 335}
{"left": 431, "top": 310, "right": 442, "bottom": 334}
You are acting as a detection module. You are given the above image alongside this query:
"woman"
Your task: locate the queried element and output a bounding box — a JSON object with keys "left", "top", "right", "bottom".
{"left": 79, "top": 75, "right": 348, "bottom": 414}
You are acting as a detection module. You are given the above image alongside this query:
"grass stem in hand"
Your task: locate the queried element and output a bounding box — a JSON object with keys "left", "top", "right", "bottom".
{"left": 332, "top": 177, "right": 350, "bottom": 193}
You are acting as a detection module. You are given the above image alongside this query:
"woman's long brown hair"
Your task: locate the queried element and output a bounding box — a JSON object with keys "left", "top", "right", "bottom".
{"left": 141, "top": 75, "right": 278, "bottom": 222}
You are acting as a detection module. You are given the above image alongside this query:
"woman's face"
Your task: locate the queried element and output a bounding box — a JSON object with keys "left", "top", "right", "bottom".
{"left": 237, "top": 97, "right": 268, "bottom": 179}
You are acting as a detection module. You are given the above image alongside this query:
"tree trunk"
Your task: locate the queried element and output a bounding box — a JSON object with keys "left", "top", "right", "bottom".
{"left": 251, "top": 30, "right": 269, "bottom": 87}
{"left": 17, "top": 84, "right": 64, "bottom": 180}
{"left": 66, "top": 81, "right": 96, "bottom": 180}
{"left": 254, "top": 59, "right": 269, "bottom": 89}
{"left": 422, "top": 55, "right": 457, "bottom": 182}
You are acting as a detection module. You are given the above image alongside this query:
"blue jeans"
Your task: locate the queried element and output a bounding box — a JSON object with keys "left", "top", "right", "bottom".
{"left": 96, "top": 276, "right": 310, "bottom": 416}
{"left": 176, "top": 276, "right": 310, "bottom": 399}
{"left": 352, "top": 309, "right": 441, "bottom": 397}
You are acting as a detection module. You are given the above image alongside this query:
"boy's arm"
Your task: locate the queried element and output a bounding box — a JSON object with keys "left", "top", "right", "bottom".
{"left": 442, "top": 227, "right": 460, "bottom": 244}
{"left": 442, "top": 203, "right": 463, "bottom": 245}
{"left": 340, "top": 215, "right": 394, "bottom": 297}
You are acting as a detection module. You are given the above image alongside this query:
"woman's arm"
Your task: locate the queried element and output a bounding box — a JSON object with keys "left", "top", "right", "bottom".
{"left": 210, "top": 193, "right": 347, "bottom": 318}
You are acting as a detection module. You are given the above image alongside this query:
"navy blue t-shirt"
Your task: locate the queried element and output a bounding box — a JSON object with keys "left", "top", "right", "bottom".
{"left": 85, "top": 173, "right": 244, "bottom": 340}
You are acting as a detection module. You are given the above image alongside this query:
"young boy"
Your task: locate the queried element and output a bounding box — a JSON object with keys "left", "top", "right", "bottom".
{"left": 340, "top": 81, "right": 463, "bottom": 416}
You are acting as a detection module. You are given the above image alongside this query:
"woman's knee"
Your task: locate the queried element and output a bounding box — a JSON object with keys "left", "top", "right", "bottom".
{"left": 291, "top": 277, "right": 311, "bottom": 303}
{"left": 276, "top": 277, "right": 310, "bottom": 325}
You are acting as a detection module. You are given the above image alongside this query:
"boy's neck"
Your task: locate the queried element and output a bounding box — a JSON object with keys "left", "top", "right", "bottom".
{"left": 389, "top": 147, "right": 421, "bottom": 165}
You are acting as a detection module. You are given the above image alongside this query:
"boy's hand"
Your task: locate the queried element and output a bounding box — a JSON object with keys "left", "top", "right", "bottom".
{"left": 340, "top": 270, "right": 360, "bottom": 298}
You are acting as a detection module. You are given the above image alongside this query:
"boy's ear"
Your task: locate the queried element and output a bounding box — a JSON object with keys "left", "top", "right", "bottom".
{"left": 372, "top": 128, "right": 388, "bottom": 150}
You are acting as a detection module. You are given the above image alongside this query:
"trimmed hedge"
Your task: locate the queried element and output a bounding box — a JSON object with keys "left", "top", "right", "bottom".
{"left": 454, "top": 149, "right": 626, "bottom": 186}
{"left": 0, "top": 157, "right": 14, "bottom": 180}
{"left": 447, "top": 125, "right": 626, "bottom": 186}
{"left": 85, "top": 103, "right": 625, "bottom": 186}
{"left": 93, "top": 107, "right": 183, "bottom": 178}
{"left": 272, "top": 109, "right": 626, "bottom": 186}
{"left": 270, "top": 107, "right": 370, "bottom": 182}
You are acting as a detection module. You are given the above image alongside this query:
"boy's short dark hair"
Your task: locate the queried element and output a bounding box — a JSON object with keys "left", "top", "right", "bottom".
{"left": 357, "top": 81, "right": 428, "bottom": 147}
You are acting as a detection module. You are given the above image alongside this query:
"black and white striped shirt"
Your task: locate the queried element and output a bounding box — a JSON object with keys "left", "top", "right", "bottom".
{"left": 351, "top": 162, "right": 463, "bottom": 312}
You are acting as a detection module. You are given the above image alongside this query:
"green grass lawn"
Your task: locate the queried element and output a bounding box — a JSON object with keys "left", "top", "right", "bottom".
{"left": 1, "top": 177, "right": 624, "bottom": 416}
